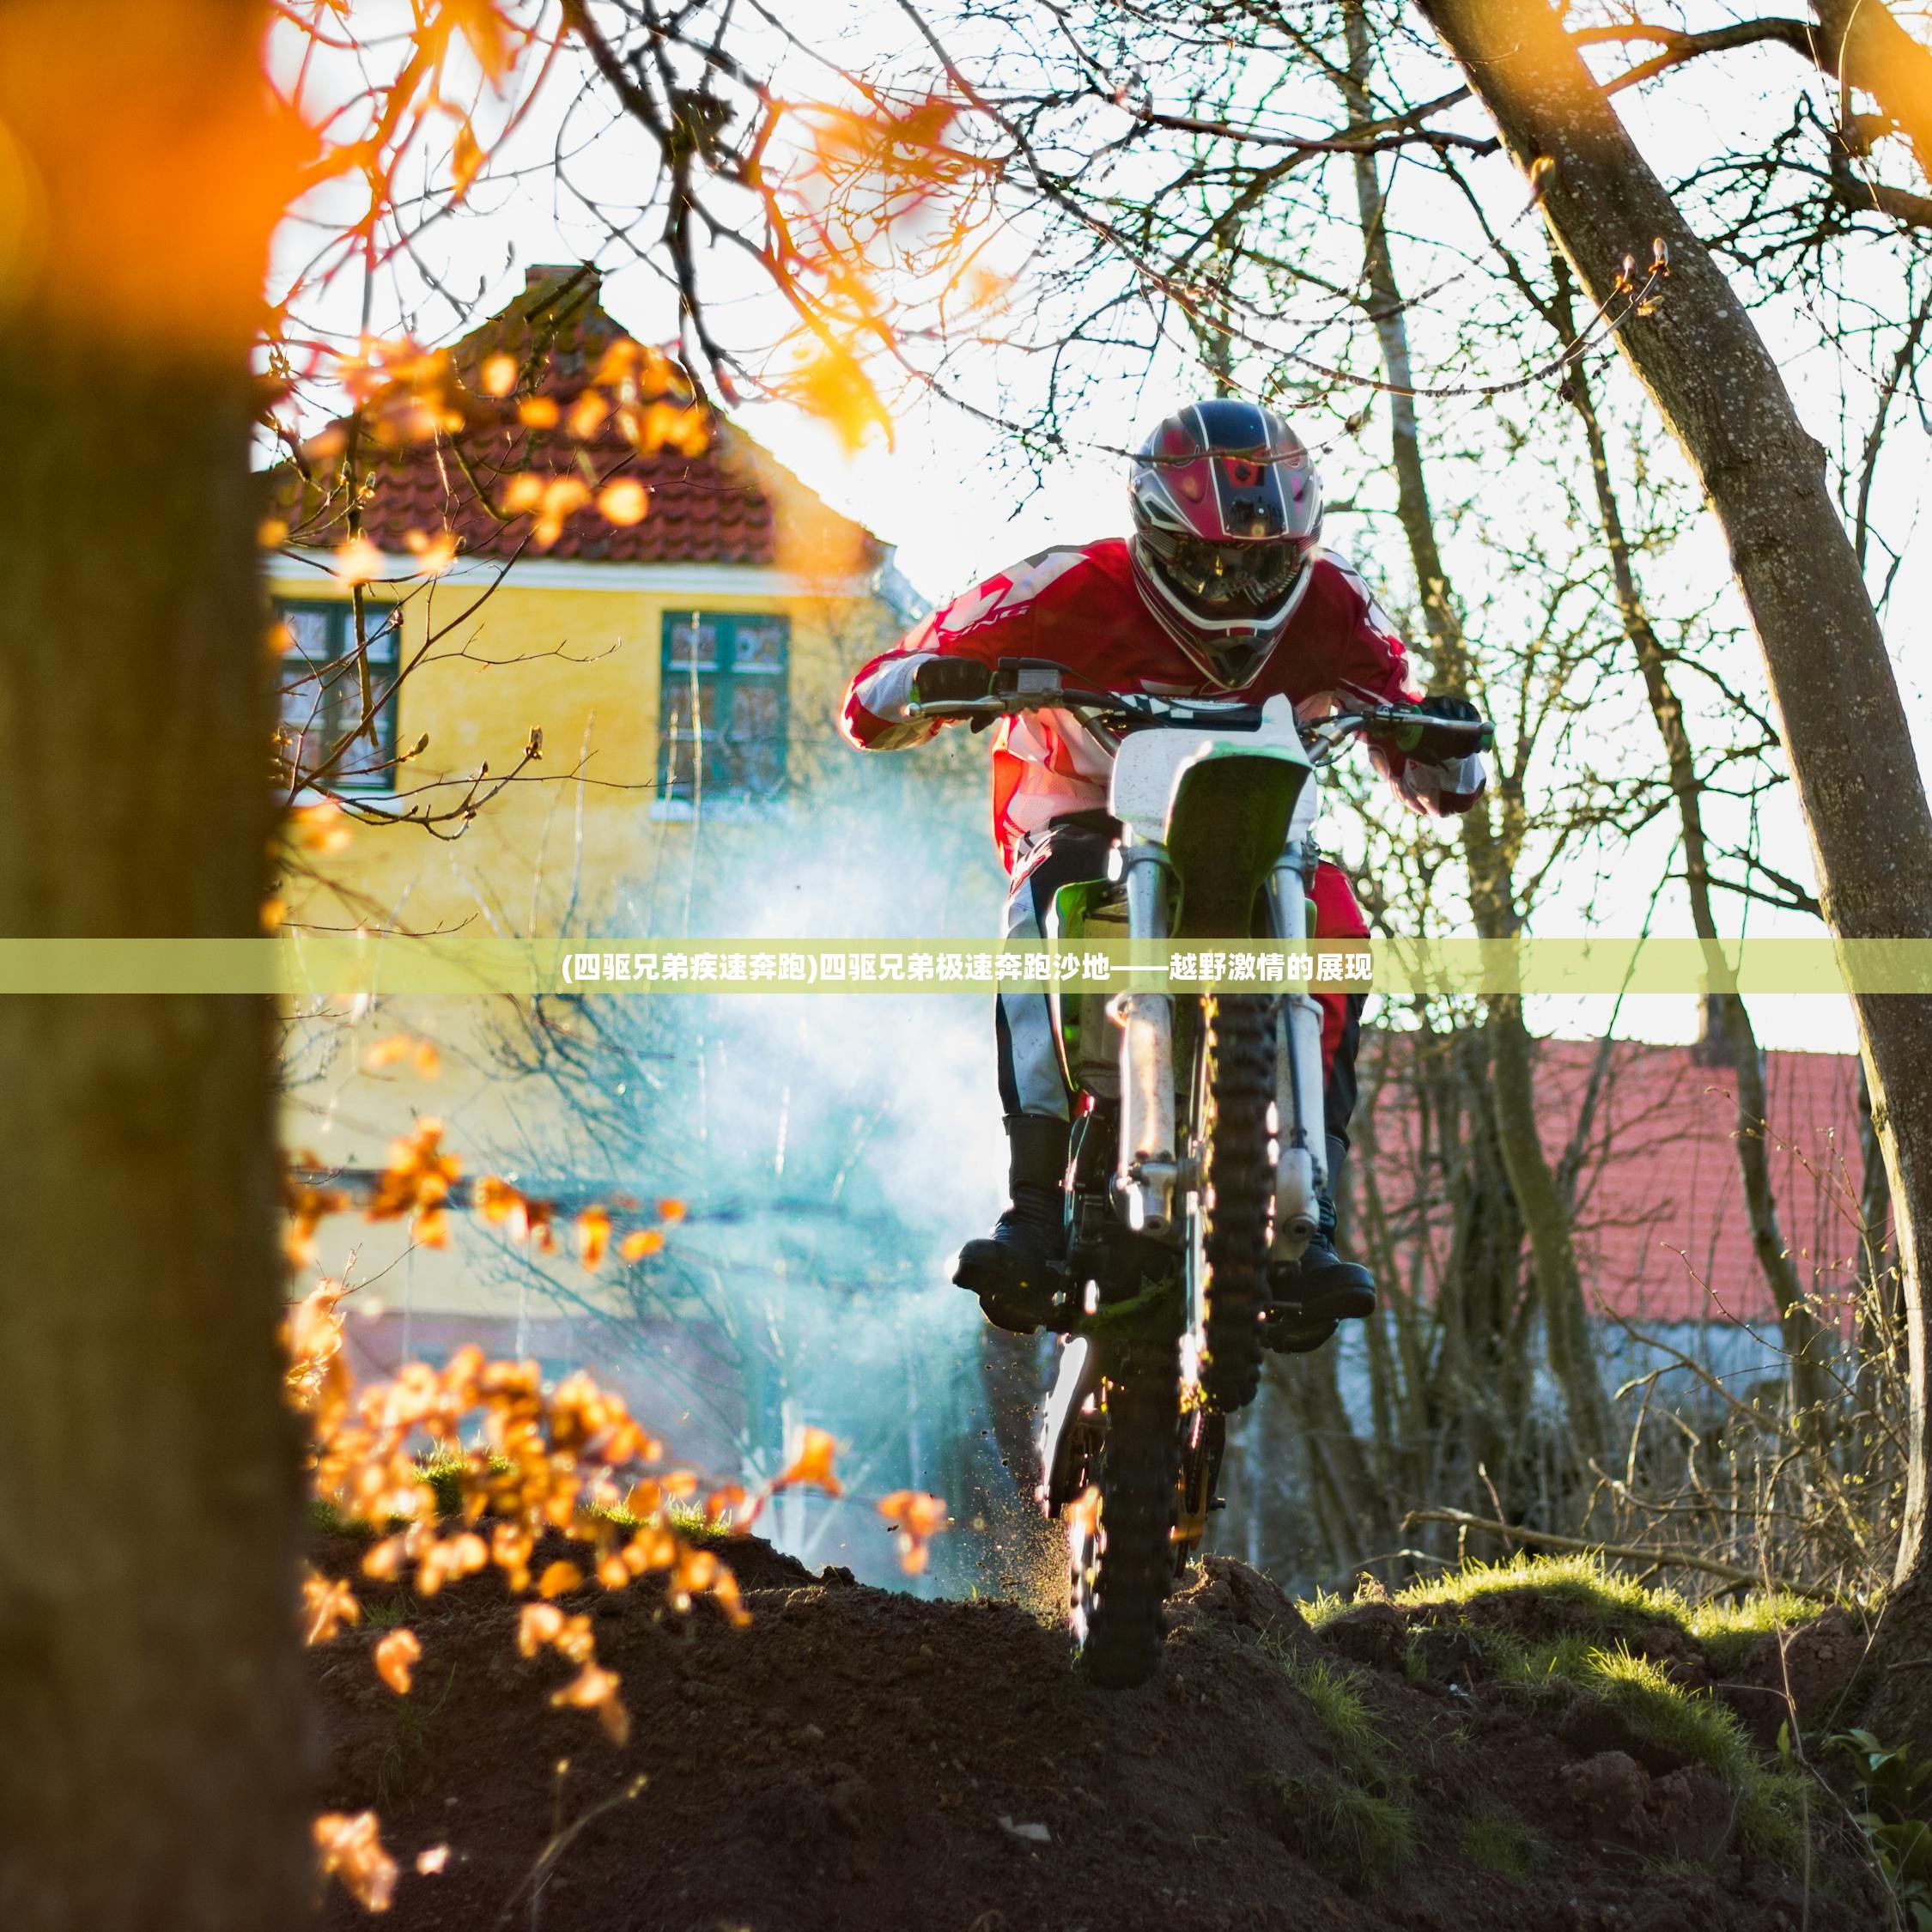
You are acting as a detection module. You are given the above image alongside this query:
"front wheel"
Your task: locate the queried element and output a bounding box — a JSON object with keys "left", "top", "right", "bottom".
{"left": 1195, "top": 993, "right": 1274, "bottom": 1413}
{"left": 1067, "top": 1353, "right": 1181, "bottom": 1689}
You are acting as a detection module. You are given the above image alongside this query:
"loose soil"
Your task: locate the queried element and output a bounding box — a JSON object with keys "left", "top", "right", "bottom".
{"left": 310, "top": 1530, "right": 1881, "bottom": 1932}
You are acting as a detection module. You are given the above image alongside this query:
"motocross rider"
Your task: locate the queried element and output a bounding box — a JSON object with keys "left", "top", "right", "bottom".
{"left": 838, "top": 399, "right": 1487, "bottom": 1334}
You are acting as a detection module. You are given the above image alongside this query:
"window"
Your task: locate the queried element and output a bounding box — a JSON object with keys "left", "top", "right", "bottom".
{"left": 276, "top": 599, "right": 403, "bottom": 794}
{"left": 657, "top": 611, "right": 790, "bottom": 806}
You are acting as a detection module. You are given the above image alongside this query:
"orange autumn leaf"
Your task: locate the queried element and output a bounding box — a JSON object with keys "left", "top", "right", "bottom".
{"left": 331, "top": 533, "right": 386, "bottom": 586}
{"left": 784, "top": 337, "right": 891, "bottom": 453}
{"left": 550, "top": 1662, "right": 630, "bottom": 1745}
{"left": 576, "top": 1205, "right": 611, "bottom": 1270}
{"left": 655, "top": 1199, "right": 687, "bottom": 1223}
{"left": 480, "top": 351, "right": 518, "bottom": 398}
{"left": 516, "top": 395, "right": 560, "bottom": 429}
{"left": 877, "top": 1490, "right": 950, "bottom": 1576}
{"left": 517, "top": 1601, "right": 564, "bottom": 1657}
{"left": 451, "top": 118, "right": 483, "bottom": 196}
{"left": 313, "top": 1810, "right": 398, "bottom": 1913}
{"left": 704, "top": 1482, "right": 750, "bottom": 1527}
{"left": 367, "top": 1121, "right": 460, "bottom": 1246}
{"left": 428, "top": 0, "right": 515, "bottom": 82}
{"left": 404, "top": 527, "right": 459, "bottom": 577}
{"left": 537, "top": 1559, "right": 584, "bottom": 1599}
{"left": 416, "top": 1531, "right": 488, "bottom": 1597}
{"left": 532, "top": 476, "right": 590, "bottom": 548}
{"left": 566, "top": 388, "right": 609, "bottom": 438}
{"left": 294, "top": 799, "right": 352, "bottom": 854}
{"left": 597, "top": 477, "right": 649, "bottom": 526}
{"left": 301, "top": 1564, "right": 361, "bottom": 1644}
{"left": 361, "top": 1534, "right": 407, "bottom": 1583}
{"left": 258, "top": 515, "right": 290, "bottom": 550}
{"left": 362, "top": 1034, "right": 412, "bottom": 1072}
{"left": 374, "top": 1626, "right": 421, "bottom": 1695}
{"left": 618, "top": 1226, "right": 664, "bottom": 1261}
{"left": 773, "top": 1427, "right": 841, "bottom": 1498}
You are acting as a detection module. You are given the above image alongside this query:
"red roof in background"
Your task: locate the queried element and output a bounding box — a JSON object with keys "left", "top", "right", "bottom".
{"left": 279, "top": 266, "right": 884, "bottom": 575}
{"left": 1364, "top": 1039, "right": 1869, "bottom": 1327}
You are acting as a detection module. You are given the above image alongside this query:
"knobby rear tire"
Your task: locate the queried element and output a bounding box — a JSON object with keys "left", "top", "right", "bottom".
{"left": 1072, "top": 1358, "right": 1181, "bottom": 1689}
{"left": 1197, "top": 993, "right": 1273, "bottom": 1414}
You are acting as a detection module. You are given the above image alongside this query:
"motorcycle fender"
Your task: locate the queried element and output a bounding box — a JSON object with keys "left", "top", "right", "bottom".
{"left": 1164, "top": 745, "right": 1310, "bottom": 942}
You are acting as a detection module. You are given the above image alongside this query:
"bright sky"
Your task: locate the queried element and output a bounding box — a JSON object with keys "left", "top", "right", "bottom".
{"left": 272, "top": 2, "right": 1932, "bottom": 1056}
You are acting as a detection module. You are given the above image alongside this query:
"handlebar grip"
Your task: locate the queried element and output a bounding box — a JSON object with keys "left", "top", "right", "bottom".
{"left": 1365, "top": 708, "right": 1494, "bottom": 760}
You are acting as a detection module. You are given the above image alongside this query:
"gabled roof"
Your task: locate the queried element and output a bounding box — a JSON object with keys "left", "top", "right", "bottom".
{"left": 1365, "top": 1037, "right": 1870, "bottom": 1327}
{"left": 276, "top": 265, "right": 886, "bottom": 577}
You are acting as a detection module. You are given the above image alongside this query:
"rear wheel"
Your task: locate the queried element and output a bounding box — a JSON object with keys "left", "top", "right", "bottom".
{"left": 1196, "top": 993, "right": 1273, "bottom": 1413}
{"left": 1068, "top": 1354, "right": 1181, "bottom": 1689}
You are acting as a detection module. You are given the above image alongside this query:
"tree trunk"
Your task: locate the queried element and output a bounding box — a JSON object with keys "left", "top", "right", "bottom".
{"left": 1419, "top": 0, "right": 1932, "bottom": 1728}
{"left": 1540, "top": 256, "right": 1833, "bottom": 1426}
{"left": 0, "top": 4, "right": 307, "bottom": 1925}
{"left": 1343, "top": 3, "right": 1610, "bottom": 1466}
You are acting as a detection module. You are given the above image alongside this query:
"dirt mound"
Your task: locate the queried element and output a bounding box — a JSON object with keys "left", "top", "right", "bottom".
{"left": 311, "top": 1536, "right": 1877, "bottom": 1932}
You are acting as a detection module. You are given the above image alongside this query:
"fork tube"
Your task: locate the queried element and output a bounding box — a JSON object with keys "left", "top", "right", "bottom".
{"left": 1270, "top": 855, "right": 1327, "bottom": 1252}
{"left": 1112, "top": 842, "right": 1176, "bottom": 1233}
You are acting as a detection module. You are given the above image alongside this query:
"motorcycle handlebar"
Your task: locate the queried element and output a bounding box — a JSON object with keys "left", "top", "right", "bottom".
{"left": 902, "top": 658, "right": 1493, "bottom": 754}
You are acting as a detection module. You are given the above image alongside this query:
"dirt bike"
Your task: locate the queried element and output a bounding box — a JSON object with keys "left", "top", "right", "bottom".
{"left": 908, "top": 658, "right": 1491, "bottom": 1687}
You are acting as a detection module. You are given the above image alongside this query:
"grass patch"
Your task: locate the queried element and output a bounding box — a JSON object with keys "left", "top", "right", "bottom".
{"left": 1296, "top": 1586, "right": 1350, "bottom": 1633}
{"left": 1264, "top": 1643, "right": 1402, "bottom": 1792}
{"left": 1394, "top": 1552, "right": 1677, "bottom": 1632}
{"left": 1686, "top": 1592, "right": 1829, "bottom": 1675}
{"left": 1476, "top": 1633, "right": 1807, "bottom": 1862}
{"left": 1392, "top": 1552, "right": 1830, "bottom": 1674}
{"left": 1458, "top": 1807, "right": 1543, "bottom": 1878}
{"left": 1263, "top": 1771, "right": 1413, "bottom": 1886}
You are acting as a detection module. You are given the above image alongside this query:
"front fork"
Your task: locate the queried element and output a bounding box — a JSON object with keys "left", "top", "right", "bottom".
{"left": 1111, "top": 841, "right": 1177, "bottom": 1235}
{"left": 1269, "top": 841, "right": 1327, "bottom": 1260}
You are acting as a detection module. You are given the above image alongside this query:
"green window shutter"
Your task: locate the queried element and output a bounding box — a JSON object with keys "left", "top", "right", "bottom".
{"left": 274, "top": 598, "right": 402, "bottom": 793}
{"left": 657, "top": 611, "right": 790, "bottom": 805}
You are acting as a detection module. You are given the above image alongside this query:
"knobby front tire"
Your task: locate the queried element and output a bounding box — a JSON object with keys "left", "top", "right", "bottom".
{"left": 1197, "top": 992, "right": 1273, "bottom": 1413}
{"left": 1070, "top": 1358, "right": 1181, "bottom": 1689}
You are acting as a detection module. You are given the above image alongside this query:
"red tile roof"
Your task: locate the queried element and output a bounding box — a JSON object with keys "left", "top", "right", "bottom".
{"left": 277, "top": 266, "right": 884, "bottom": 574}
{"left": 1363, "top": 1038, "right": 1870, "bottom": 1326}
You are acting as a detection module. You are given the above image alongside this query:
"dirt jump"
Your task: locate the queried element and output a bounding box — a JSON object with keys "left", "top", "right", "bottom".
{"left": 310, "top": 1524, "right": 1882, "bottom": 1932}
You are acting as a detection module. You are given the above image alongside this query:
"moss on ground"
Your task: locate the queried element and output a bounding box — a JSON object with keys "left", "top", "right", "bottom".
{"left": 1458, "top": 1806, "right": 1544, "bottom": 1878}
{"left": 1255, "top": 1637, "right": 1415, "bottom": 1885}
{"left": 1470, "top": 1627, "right": 1806, "bottom": 1860}
{"left": 1261, "top": 1771, "right": 1415, "bottom": 1886}
{"left": 1292, "top": 1555, "right": 1830, "bottom": 1868}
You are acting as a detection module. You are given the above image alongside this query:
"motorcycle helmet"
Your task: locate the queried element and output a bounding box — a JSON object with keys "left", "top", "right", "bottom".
{"left": 1127, "top": 398, "right": 1323, "bottom": 688}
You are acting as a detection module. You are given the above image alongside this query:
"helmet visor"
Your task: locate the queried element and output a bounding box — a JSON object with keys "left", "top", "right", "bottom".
{"left": 1141, "top": 530, "right": 1309, "bottom": 613}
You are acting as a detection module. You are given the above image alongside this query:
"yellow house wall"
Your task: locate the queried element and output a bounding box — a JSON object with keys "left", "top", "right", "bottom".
{"left": 271, "top": 556, "right": 909, "bottom": 1319}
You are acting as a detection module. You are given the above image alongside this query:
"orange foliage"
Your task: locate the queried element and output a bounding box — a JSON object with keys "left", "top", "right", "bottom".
{"left": 367, "top": 1121, "right": 461, "bottom": 1248}
{"left": 362, "top": 1033, "right": 441, "bottom": 1078}
{"left": 302, "top": 1564, "right": 361, "bottom": 1645}
{"left": 774, "top": 1426, "right": 842, "bottom": 1498}
{"left": 877, "top": 1490, "right": 951, "bottom": 1576}
{"left": 575, "top": 1205, "right": 611, "bottom": 1269}
{"left": 314, "top": 1810, "right": 398, "bottom": 1914}
{"left": 294, "top": 799, "right": 352, "bottom": 854}
{"left": 374, "top": 1626, "right": 421, "bottom": 1695}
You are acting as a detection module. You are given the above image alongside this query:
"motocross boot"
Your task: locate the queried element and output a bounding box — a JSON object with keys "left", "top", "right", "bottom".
{"left": 1271, "top": 1133, "right": 1375, "bottom": 1324}
{"left": 951, "top": 1114, "right": 1070, "bottom": 1334}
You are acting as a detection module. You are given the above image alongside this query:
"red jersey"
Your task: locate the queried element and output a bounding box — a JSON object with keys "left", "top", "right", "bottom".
{"left": 841, "top": 538, "right": 1484, "bottom": 872}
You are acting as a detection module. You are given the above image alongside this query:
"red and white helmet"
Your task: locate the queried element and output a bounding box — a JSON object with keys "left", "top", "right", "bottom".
{"left": 1127, "top": 398, "right": 1324, "bottom": 689}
